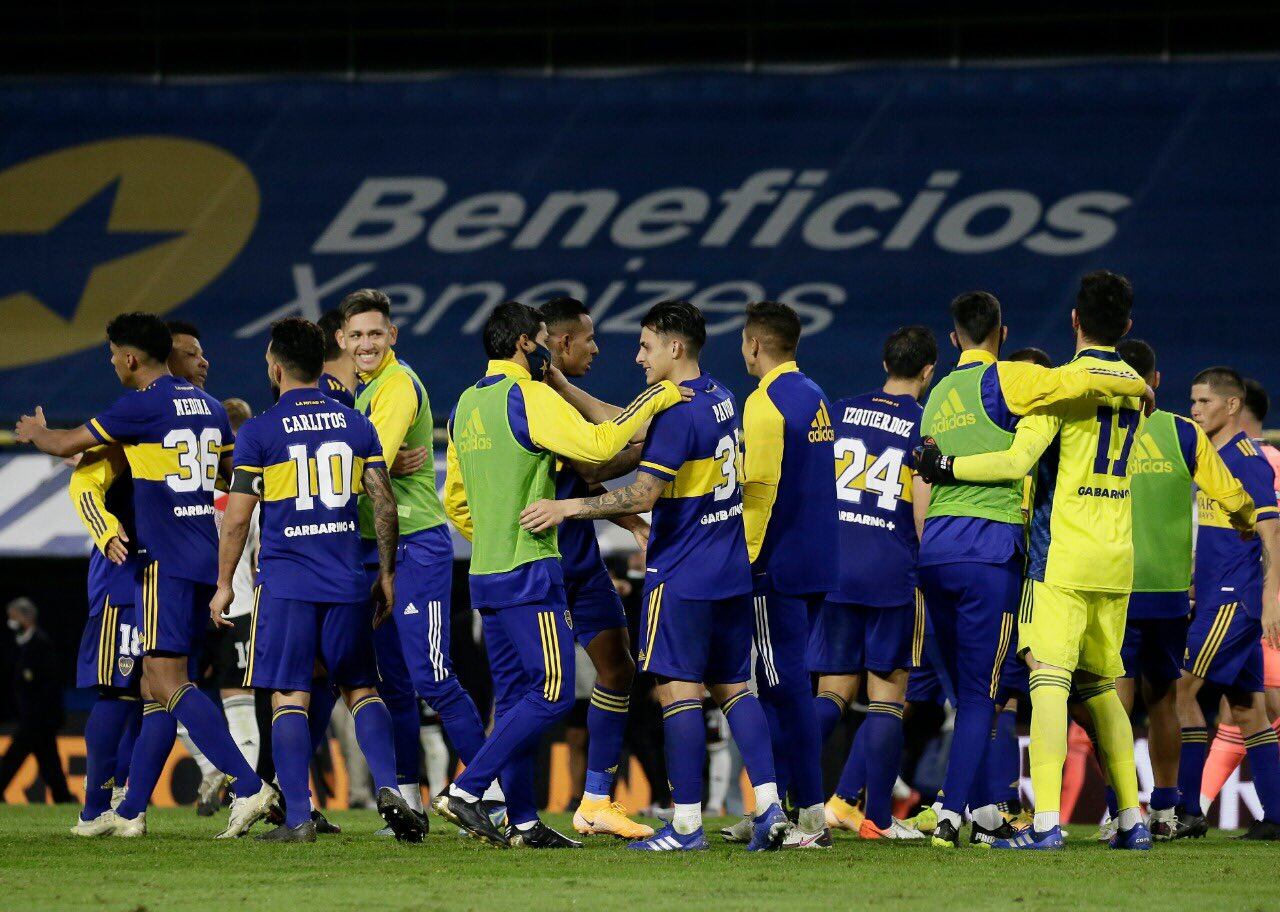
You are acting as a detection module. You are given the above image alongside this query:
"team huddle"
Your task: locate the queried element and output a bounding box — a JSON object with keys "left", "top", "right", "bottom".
{"left": 14, "top": 267, "right": 1280, "bottom": 851}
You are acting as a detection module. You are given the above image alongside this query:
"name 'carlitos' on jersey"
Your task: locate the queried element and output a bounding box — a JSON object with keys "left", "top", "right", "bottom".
{"left": 231, "top": 389, "right": 386, "bottom": 603}
{"left": 87, "top": 374, "right": 233, "bottom": 583}
{"left": 638, "top": 373, "right": 752, "bottom": 600}
{"left": 830, "top": 391, "right": 923, "bottom": 607}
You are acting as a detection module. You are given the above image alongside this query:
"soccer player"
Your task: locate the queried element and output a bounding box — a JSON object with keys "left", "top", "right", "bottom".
{"left": 69, "top": 445, "right": 143, "bottom": 834}
{"left": 436, "top": 300, "right": 686, "bottom": 848}
{"left": 1174, "top": 367, "right": 1280, "bottom": 839}
{"left": 317, "top": 309, "right": 357, "bottom": 408}
{"left": 212, "top": 317, "right": 422, "bottom": 842}
{"left": 166, "top": 320, "right": 209, "bottom": 391}
{"left": 916, "top": 272, "right": 1156, "bottom": 850}
{"left": 809, "top": 325, "right": 935, "bottom": 842}
{"left": 537, "top": 297, "right": 654, "bottom": 839}
{"left": 520, "top": 301, "right": 790, "bottom": 852}
{"left": 910, "top": 282, "right": 1154, "bottom": 849}
{"left": 15, "top": 313, "right": 274, "bottom": 838}
{"left": 339, "top": 289, "right": 489, "bottom": 820}
{"left": 1114, "top": 341, "right": 1254, "bottom": 838}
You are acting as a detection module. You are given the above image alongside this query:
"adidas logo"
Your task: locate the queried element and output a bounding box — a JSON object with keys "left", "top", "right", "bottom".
{"left": 1129, "top": 432, "right": 1173, "bottom": 474}
{"left": 403, "top": 603, "right": 419, "bottom": 615}
{"left": 930, "top": 388, "right": 976, "bottom": 433}
{"left": 456, "top": 407, "right": 492, "bottom": 454}
{"left": 808, "top": 401, "right": 835, "bottom": 443}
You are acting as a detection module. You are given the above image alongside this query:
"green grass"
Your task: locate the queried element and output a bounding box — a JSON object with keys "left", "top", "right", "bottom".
{"left": 0, "top": 806, "right": 1274, "bottom": 912}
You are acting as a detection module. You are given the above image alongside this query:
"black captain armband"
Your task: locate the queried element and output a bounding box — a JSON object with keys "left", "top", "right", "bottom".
{"left": 229, "top": 468, "right": 264, "bottom": 497}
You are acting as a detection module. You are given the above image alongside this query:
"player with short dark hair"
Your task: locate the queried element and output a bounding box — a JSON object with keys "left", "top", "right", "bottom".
{"left": 316, "top": 309, "right": 356, "bottom": 407}
{"left": 166, "top": 320, "right": 208, "bottom": 390}
{"left": 1008, "top": 348, "right": 1053, "bottom": 368}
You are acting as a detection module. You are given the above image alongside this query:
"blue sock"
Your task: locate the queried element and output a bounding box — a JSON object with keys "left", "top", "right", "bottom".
{"left": 82, "top": 696, "right": 136, "bottom": 820}
{"left": 661, "top": 699, "right": 706, "bottom": 806}
{"left": 836, "top": 724, "right": 867, "bottom": 802}
{"left": 584, "top": 684, "right": 630, "bottom": 797}
{"left": 429, "top": 677, "right": 487, "bottom": 765}
{"left": 861, "top": 702, "right": 905, "bottom": 828}
{"left": 380, "top": 686, "right": 422, "bottom": 788}
{"left": 1244, "top": 727, "right": 1280, "bottom": 823}
{"left": 814, "top": 691, "right": 848, "bottom": 746}
{"left": 722, "top": 691, "right": 777, "bottom": 794}
{"left": 992, "top": 708, "right": 1020, "bottom": 805}
{"left": 1150, "top": 786, "right": 1179, "bottom": 811}
{"left": 115, "top": 702, "right": 177, "bottom": 819}
{"left": 271, "top": 705, "right": 312, "bottom": 827}
{"left": 765, "top": 684, "right": 824, "bottom": 808}
{"left": 941, "top": 697, "right": 995, "bottom": 817}
{"left": 1177, "top": 726, "right": 1208, "bottom": 815}
{"left": 1104, "top": 785, "right": 1118, "bottom": 819}
{"left": 350, "top": 695, "right": 399, "bottom": 792}
{"left": 308, "top": 679, "right": 338, "bottom": 758}
{"left": 760, "top": 699, "right": 791, "bottom": 801}
{"left": 167, "top": 683, "right": 262, "bottom": 798}
{"left": 114, "top": 700, "right": 142, "bottom": 787}
{"left": 501, "top": 749, "right": 538, "bottom": 826}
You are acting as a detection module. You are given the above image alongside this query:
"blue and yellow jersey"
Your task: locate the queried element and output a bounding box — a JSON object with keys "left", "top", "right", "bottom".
{"left": 741, "top": 362, "right": 837, "bottom": 596}
{"left": 319, "top": 372, "right": 356, "bottom": 408}
{"left": 87, "top": 374, "right": 233, "bottom": 584}
{"left": 827, "top": 389, "right": 923, "bottom": 607}
{"left": 555, "top": 465, "right": 604, "bottom": 580}
{"left": 1197, "top": 432, "right": 1278, "bottom": 618}
{"left": 69, "top": 446, "right": 137, "bottom": 612}
{"left": 232, "top": 388, "right": 385, "bottom": 603}
{"left": 638, "top": 372, "right": 752, "bottom": 601}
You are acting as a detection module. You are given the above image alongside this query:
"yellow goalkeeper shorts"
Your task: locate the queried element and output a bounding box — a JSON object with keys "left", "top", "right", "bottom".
{"left": 1018, "top": 580, "right": 1127, "bottom": 677}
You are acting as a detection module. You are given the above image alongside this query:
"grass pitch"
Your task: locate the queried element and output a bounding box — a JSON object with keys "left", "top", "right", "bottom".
{"left": 0, "top": 805, "right": 1274, "bottom": 912}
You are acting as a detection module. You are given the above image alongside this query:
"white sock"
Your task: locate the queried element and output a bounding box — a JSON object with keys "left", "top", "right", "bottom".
{"left": 482, "top": 781, "right": 505, "bottom": 803}
{"left": 514, "top": 819, "right": 537, "bottom": 831}
{"left": 582, "top": 792, "right": 610, "bottom": 804}
{"left": 892, "top": 776, "right": 911, "bottom": 800}
{"left": 938, "top": 808, "right": 962, "bottom": 828}
{"left": 450, "top": 784, "right": 479, "bottom": 803}
{"left": 673, "top": 802, "right": 702, "bottom": 835}
{"left": 971, "top": 803, "right": 1003, "bottom": 830}
{"left": 177, "top": 725, "right": 217, "bottom": 778}
{"left": 1117, "top": 807, "right": 1142, "bottom": 830}
{"left": 1033, "top": 811, "right": 1060, "bottom": 832}
{"left": 222, "top": 694, "right": 259, "bottom": 770}
{"left": 932, "top": 799, "right": 944, "bottom": 813}
{"left": 419, "top": 725, "right": 449, "bottom": 801}
{"left": 399, "top": 782, "right": 423, "bottom": 812}
{"left": 1200, "top": 794, "right": 1212, "bottom": 814}
{"left": 752, "top": 782, "right": 780, "bottom": 813}
{"left": 798, "top": 804, "right": 825, "bottom": 833}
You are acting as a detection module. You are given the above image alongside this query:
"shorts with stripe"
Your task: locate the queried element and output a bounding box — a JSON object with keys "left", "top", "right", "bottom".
{"left": 244, "top": 579, "right": 380, "bottom": 692}
{"left": 565, "top": 566, "right": 628, "bottom": 649}
{"left": 638, "top": 580, "right": 752, "bottom": 685}
{"left": 918, "top": 558, "right": 1020, "bottom": 704}
{"left": 76, "top": 597, "right": 142, "bottom": 691}
{"left": 1017, "top": 579, "right": 1126, "bottom": 678}
{"left": 479, "top": 583, "right": 575, "bottom": 715}
{"left": 806, "top": 594, "right": 924, "bottom": 676}
{"left": 136, "top": 560, "right": 215, "bottom": 665}
{"left": 751, "top": 585, "right": 823, "bottom": 693}
{"left": 1184, "top": 600, "right": 1263, "bottom": 693}
{"left": 385, "top": 551, "right": 458, "bottom": 698}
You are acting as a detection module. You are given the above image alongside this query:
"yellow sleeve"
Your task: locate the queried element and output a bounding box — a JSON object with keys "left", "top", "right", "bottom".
{"left": 1190, "top": 421, "right": 1256, "bottom": 528}
{"left": 523, "top": 379, "right": 683, "bottom": 463}
{"left": 443, "top": 434, "right": 473, "bottom": 541}
{"left": 954, "top": 414, "right": 1059, "bottom": 482}
{"left": 740, "top": 388, "right": 784, "bottom": 564}
{"left": 367, "top": 371, "right": 418, "bottom": 463}
{"left": 996, "top": 360, "right": 1147, "bottom": 416}
{"left": 68, "top": 447, "right": 123, "bottom": 553}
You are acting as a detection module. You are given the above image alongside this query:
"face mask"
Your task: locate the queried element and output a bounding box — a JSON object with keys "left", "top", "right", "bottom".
{"left": 6, "top": 619, "right": 20, "bottom": 632}
{"left": 525, "top": 344, "right": 554, "bottom": 382}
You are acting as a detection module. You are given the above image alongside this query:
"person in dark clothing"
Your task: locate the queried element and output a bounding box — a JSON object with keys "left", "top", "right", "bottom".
{"left": 0, "top": 598, "right": 74, "bottom": 803}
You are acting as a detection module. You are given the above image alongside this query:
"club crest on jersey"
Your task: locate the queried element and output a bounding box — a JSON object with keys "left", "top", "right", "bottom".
{"left": 118, "top": 656, "right": 135, "bottom": 677}
{"left": 808, "top": 401, "right": 835, "bottom": 443}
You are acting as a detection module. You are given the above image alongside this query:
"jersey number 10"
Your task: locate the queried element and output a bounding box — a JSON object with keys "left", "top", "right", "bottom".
{"left": 288, "top": 441, "right": 355, "bottom": 510}
{"left": 1093, "top": 406, "right": 1141, "bottom": 477}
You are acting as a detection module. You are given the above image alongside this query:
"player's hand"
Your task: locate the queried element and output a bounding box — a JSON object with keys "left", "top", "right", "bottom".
{"left": 677, "top": 386, "right": 695, "bottom": 403}
{"left": 543, "top": 364, "right": 568, "bottom": 391}
{"left": 1264, "top": 599, "right": 1280, "bottom": 652}
{"left": 14, "top": 406, "right": 47, "bottom": 444}
{"left": 391, "top": 445, "right": 428, "bottom": 477}
{"left": 912, "top": 437, "right": 956, "bottom": 485}
{"left": 519, "top": 499, "right": 569, "bottom": 533}
{"left": 104, "top": 530, "right": 129, "bottom": 565}
{"left": 371, "top": 572, "right": 395, "bottom": 628}
{"left": 209, "top": 585, "right": 235, "bottom": 629}
{"left": 630, "top": 522, "right": 650, "bottom": 553}
{"left": 1140, "top": 385, "right": 1157, "bottom": 417}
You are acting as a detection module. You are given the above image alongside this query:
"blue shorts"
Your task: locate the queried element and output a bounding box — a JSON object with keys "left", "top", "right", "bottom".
{"left": 137, "top": 561, "right": 215, "bottom": 662}
{"left": 753, "top": 587, "right": 822, "bottom": 691}
{"left": 565, "top": 567, "right": 627, "bottom": 649}
{"left": 245, "top": 580, "right": 380, "bottom": 692}
{"left": 639, "top": 580, "right": 752, "bottom": 684}
{"left": 1122, "top": 616, "right": 1190, "bottom": 684}
{"left": 807, "top": 597, "right": 924, "bottom": 676}
{"left": 918, "top": 558, "right": 1021, "bottom": 704}
{"left": 907, "top": 653, "right": 947, "bottom": 705}
{"left": 1185, "top": 600, "right": 1264, "bottom": 693}
{"left": 76, "top": 599, "right": 142, "bottom": 690}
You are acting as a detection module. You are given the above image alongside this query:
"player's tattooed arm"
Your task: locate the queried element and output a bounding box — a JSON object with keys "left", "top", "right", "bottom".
{"left": 519, "top": 473, "right": 664, "bottom": 533}
{"left": 211, "top": 489, "right": 257, "bottom": 628}
{"left": 362, "top": 463, "right": 399, "bottom": 624}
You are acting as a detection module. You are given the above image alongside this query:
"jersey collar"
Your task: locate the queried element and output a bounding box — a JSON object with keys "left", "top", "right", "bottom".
{"left": 485, "top": 359, "right": 531, "bottom": 381}
{"left": 955, "top": 349, "right": 997, "bottom": 370}
{"left": 758, "top": 360, "right": 798, "bottom": 391}
{"left": 1073, "top": 345, "right": 1122, "bottom": 363}
{"left": 358, "top": 348, "right": 399, "bottom": 385}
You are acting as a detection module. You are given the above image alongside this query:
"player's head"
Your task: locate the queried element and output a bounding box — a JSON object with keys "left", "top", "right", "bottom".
{"left": 338, "top": 288, "right": 397, "bottom": 375}
{"left": 165, "top": 319, "right": 208, "bottom": 388}
{"left": 105, "top": 312, "right": 172, "bottom": 389}
{"left": 482, "top": 301, "right": 551, "bottom": 380}
{"left": 1191, "top": 366, "right": 1245, "bottom": 437}
{"left": 221, "top": 398, "right": 253, "bottom": 433}
{"left": 5, "top": 597, "right": 36, "bottom": 635}
{"left": 1008, "top": 347, "right": 1053, "bottom": 368}
{"left": 883, "top": 325, "right": 937, "bottom": 391}
{"left": 1117, "top": 339, "right": 1158, "bottom": 387}
{"left": 266, "top": 317, "right": 326, "bottom": 391}
{"left": 540, "top": 297, "right": 597, "bottom": 378}
{"left": 1242, "top": 378, "right": 1269, "bottom": 438}
{"left": 741, "top": 301, "right": 801, "bottom": 379}
{"left": 638, "top": 300, "right": 705, "bottom": 384}
{"left": 1073, "top": 270, "right": 1133, "bottom": 346}
{"left": 316, "top": 309, "right": 348, "bottom": 365}
{"left": 949, "top": 291, "right": 1005, "bottom": 351}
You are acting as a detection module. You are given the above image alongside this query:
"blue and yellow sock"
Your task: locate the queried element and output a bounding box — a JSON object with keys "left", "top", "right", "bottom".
{"left": 82, "top": 696, "right": 136, "bottom": 820}
{"left": 308, "top": 679, "right": 339, "bottom": 758}
{"left": 350, "top": 695, "right": 399, "bottom": 792}
{"left": 1150, "top": 786, "right": 1179, "bottom": 812}
{"left": 167, "top": 683, "right": 262, "bottom": 799}
{"left": 722, "top": 691, "right": 778, "bottom": 793}
{"left": 584, "top": 684, "right": 630, "bottom": 798}
{"left": 1244, "top": 727, "right": 1280, "bottom": 823}
{"left": 115, "top": 702, "right": 177, "bottom": 819}
{"left": 271, "top": 704, "right": 311, "bottom": 828}
{"left": 835, "top": 724, "right": 867, "bottom": 803}
{"left": 662, "top": 699, "right": 706, "bottom": 806}
{"left": 814, "top": 691, "right": 848, "bottom": 746}
{"left": 861, "top": 701, "right": 905, "bottom": 828}
{"left": 1177, "top": 726, "right": 1209, "bottom": 816}
{"left": 113, "top": 698, "right": 142, "bottom": 788}
{"left": 430, "top": 677, "right": 488, "bottom": 765}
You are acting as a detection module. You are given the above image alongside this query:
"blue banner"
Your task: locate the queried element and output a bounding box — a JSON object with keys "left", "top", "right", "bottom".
{"left": 1, "top": 62, "right": 1276, "bottom": 426}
